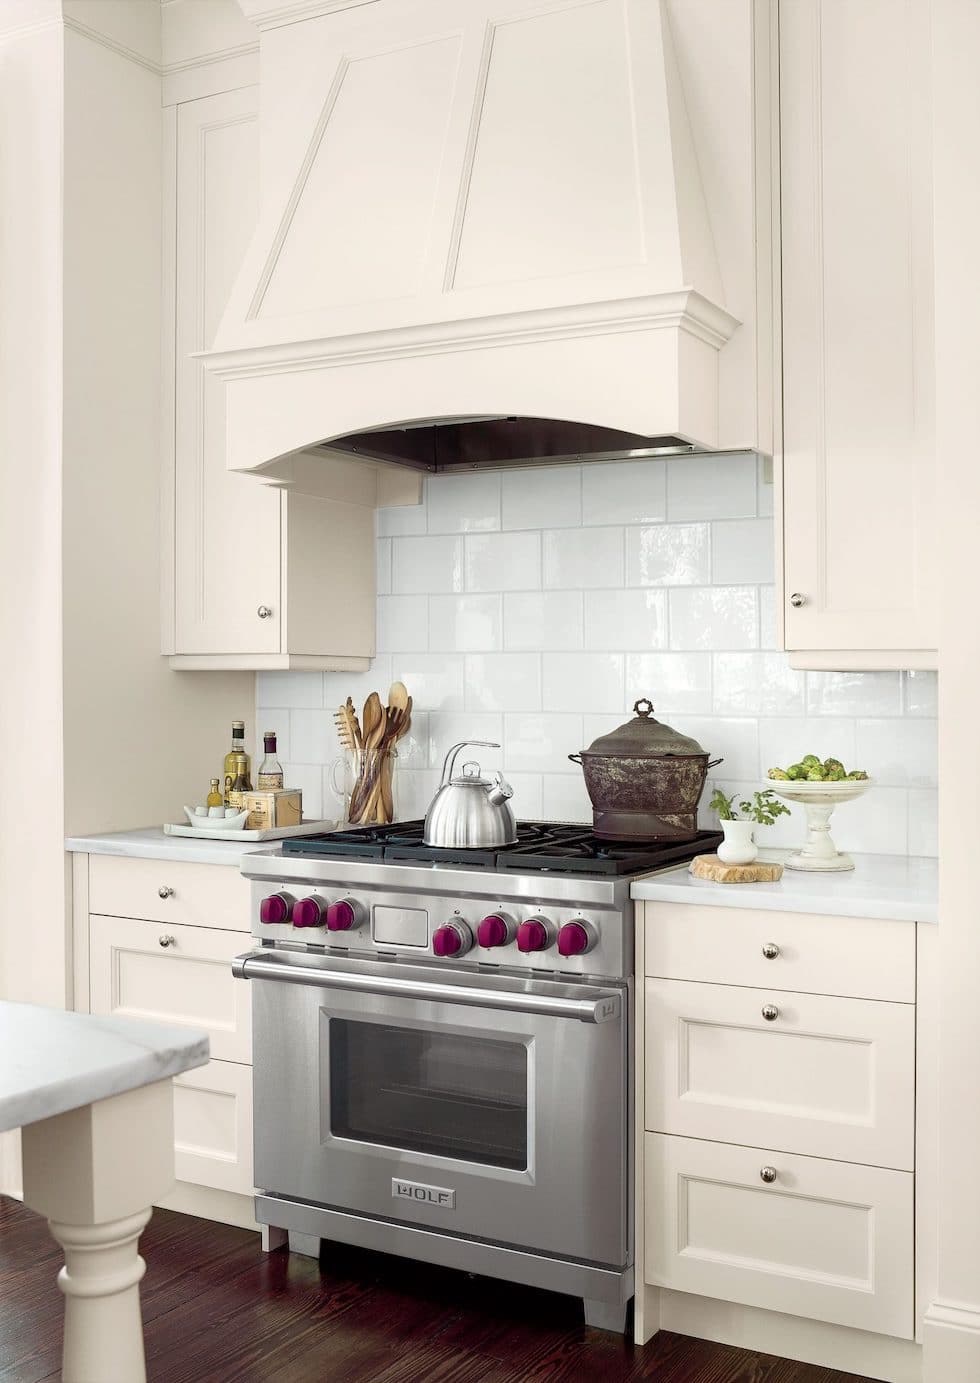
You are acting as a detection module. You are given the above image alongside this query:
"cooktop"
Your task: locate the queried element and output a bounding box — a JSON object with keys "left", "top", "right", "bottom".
{"left": 280, "top": 820, "right": 723, "bottom": 877}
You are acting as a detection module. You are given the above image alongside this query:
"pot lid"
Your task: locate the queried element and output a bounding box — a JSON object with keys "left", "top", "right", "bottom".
{"left": 582, "top": 699, "right": 707, "bottom": 758}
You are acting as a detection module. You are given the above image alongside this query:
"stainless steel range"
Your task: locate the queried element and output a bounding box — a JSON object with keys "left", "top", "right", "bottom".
{"left": 234, "top": 821, "right": 721, "bottom": 1333}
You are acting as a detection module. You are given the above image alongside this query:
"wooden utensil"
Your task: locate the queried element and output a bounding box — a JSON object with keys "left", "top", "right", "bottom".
{"left": 348, "top": 693, "right": 386, "bottom": 822}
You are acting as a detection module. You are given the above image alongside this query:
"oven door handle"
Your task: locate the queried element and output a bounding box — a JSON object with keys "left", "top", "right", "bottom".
{"left": 233, "top": 953, "right": 621, "bottom": 1024}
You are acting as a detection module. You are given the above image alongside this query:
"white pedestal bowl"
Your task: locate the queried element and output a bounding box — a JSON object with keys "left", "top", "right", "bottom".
{"left": 765, "top": 778, "right": 872, "bottom": 872}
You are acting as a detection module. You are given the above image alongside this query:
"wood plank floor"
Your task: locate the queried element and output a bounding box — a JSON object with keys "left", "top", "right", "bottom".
{"left": 0, "top": 1196, "right": 880, "bottom": 1383}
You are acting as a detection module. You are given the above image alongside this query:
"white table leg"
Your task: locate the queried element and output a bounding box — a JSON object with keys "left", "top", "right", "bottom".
{"left": 20, "top": 1080, "right": 176, "bottom": 1383}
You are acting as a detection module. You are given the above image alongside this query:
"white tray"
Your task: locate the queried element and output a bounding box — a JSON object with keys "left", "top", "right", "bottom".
{"left": 163, "top": 819, "right": 338, "bottom": 843}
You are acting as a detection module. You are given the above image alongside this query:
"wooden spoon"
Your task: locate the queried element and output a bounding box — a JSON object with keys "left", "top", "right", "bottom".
{"left": 349, "top": 693, "right": 386, "bottom": 822}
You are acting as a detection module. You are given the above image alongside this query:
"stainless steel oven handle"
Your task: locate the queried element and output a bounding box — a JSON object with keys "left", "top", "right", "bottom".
{"left": 233, "top": 953, "right": 621, "bottom": 1024}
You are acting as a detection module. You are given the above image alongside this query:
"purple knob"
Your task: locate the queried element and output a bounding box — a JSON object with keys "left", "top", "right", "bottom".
{"left": 292, "top": 897, "right": 326, "bottom": 929}
{"left": 433, "top": 925, "right": 463, "bottom": 957}
{"left": 259, "top": 893, "right": 293, "bottom": 925}
{"left": 517, "top": 919, "right": 549, "bottom": 953}
{"left": 477, "top": 914, "right": 510, "bottom": 948}
{"left": 327, "top": 900, "right": 358, "bottom": 932}
{"left": 558, "top": 921, "right": 591, "bottom": 958}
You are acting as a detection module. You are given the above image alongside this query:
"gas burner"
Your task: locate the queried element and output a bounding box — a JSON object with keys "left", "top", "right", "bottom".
{"left": 281, "top": 820, "right": 722, "bottom": 877}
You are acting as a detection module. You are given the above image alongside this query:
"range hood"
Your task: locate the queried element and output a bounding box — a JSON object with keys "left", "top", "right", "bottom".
{"left": 205, "top": 0, "right": 765, "bottom": 486}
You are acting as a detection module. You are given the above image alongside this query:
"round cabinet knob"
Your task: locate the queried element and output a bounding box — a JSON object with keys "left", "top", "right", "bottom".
{"left": 760, "top": 1166, "right": 778, "bottom": 1184}
{"left": 326, "top": 898, "right": 364, "bottom": 933}
{"left": 432, "top": 921, "right": 473, "bottom": 958}
{"left": 257, "top": 605, "right": 273, "bottom": 619}
{"left": 477, "top": 913, "right": 516, "bottom": 949}
{"left": 761, "top": 942, "right": 780, "bottom": 960}
{"left": 790, "top": 593, "right": 807, "bottom": 608}
{"left": 292, "top": 896, "right": 328, "bottom": 929}
{"left": 557, "top": 919, "right": 597, "bottom": 958}
{"left": 158, "top": 886, "right": 174, "bottom": 899}
{"left": 516, "top": 917, "right": 554, "bottom": 954}
{"left": 158, "top": 935, "right": 176, "bottom": 948}
{"left": 761, "top": 1004, "right": 779, "bottom": 1022}
{"left": 259, "top": 892, "right": 295, "bottom": 925}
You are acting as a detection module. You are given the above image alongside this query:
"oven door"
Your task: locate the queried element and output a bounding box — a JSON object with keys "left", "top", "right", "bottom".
{"left": 237, "top": 949, "right": 628, "bottom": 1268}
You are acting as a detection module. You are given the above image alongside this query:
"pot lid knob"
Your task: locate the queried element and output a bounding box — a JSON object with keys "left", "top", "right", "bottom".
{"left": 634, "top": 698, "right": 654, "bottom": 717}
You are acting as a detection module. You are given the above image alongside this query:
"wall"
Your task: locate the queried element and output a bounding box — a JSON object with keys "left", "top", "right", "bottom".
{"left": 257, "top": 453, "right": 937, "bottom": 856}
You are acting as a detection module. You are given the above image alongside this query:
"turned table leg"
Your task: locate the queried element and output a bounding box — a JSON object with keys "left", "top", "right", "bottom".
{"left": 20, "top": 1080, "right": 176, "bottom": 1383}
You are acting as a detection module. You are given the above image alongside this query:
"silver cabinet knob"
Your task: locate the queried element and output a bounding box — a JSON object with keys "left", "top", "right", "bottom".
{"left": 158, "top": 885, "right": 175, "bottom": 899}
{"left": 257, "top": 605, "right": 273, "bottom": 619}
{"left": 760, "top": 1166, "right": 778, "bottom": 1184}
{"left": 761, "top": 1004, "right": 779, "bottom": 1021}
{"left": 762, "top": 942, "right": 780, "bottom": 959}
{"left": 159, "top": 935, "right": 176, "bottom": 948}
{"left": 790, "top": 593, "right": 806, "bottom": 608}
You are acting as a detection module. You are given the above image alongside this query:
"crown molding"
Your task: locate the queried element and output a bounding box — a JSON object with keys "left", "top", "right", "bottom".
{"left": 63, "top": 16, "right": 160, "bottom": 73}
{"left": 235, "top": 0, "right": 377, "bottom": 33}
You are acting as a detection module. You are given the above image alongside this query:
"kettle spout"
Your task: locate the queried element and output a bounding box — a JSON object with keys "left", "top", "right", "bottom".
{"left": 486, "top": 772, "right": 514, "bottom": 807}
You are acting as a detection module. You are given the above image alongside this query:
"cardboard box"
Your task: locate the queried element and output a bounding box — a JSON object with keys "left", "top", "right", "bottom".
{"left": 244, "top": 788, "right": 302, "bottom": 832}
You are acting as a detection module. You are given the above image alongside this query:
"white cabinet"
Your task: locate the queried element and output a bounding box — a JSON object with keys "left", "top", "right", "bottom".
{"left": 778, "top": 0, "right": 936, "bottom": 670}
{"left": 637, "top": 902, "right": 919, "bottom": 1349}
{"left": 164, "top": 88, "right": 380, "bottom": 672}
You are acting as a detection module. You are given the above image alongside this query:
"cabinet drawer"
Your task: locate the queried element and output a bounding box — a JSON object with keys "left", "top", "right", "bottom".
{"left": 173, "top": 1058, "right": 253, "bottom": 1196}
{"left": 89, "top": 855, "right": 251, "bottom": 931}
{"left": 645, "top": 1133, "right": 913, "bottom": 1339}
{"left": 643, "top": 904, "right": 915, "bottom": 1002}
{"left": 89, "top": 915, "right": 251, "bottom": 1064}
{"left": 645, "top": 978, "right": 914, "bottom": 1168}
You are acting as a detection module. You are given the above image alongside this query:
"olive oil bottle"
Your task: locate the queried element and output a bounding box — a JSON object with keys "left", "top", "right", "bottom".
{"left": 223, "top": 721, "right": 252, "bottom": 806}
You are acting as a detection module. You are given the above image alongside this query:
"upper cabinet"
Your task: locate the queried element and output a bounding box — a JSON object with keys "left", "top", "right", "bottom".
{"left": 778, "top": 0, "right": 936, "bottom": 670}
{"left": 162, "top": 86, "right": 409, "bottom": 671}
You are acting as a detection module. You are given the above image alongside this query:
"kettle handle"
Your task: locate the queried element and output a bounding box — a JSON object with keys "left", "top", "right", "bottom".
{"left": 568, "top": 753, "right": 584, "bottom": 765}
{"left": 440, "top": 740, "right": 501, "bottom": 786}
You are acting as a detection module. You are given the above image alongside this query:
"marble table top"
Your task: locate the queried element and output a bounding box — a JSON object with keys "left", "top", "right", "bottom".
{"left": 0, "top": 1002, "right": 209, "bottom": 1133}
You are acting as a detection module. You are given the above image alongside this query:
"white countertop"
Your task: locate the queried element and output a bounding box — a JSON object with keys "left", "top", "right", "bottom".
{"left": 0, "top": 1002, "right": 209, "bottom": 1132}
{"left": 65, "top": 826, "right": 274, "bottom": 867}
{"left": 630, "top": 850, "right": 937, "bottom": 922}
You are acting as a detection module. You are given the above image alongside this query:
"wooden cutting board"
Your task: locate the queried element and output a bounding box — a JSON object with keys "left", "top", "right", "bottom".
{"left": 689, "top": 854, "right": 784, "bottom": 884}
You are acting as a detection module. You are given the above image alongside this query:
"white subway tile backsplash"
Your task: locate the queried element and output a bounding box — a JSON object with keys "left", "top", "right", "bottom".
{"left": 543, "top": 652, "right": 624, "bottom": 713}
{"left": 378, "top": 595, "right": 429, "bottom": 653}
{"left": 429, "top": 594, "right": 502, "bottom": 652}
{"left": 712, "top": 652, "right": 806, "bottom": 716}
{"left": 667, "top": 453, "right": 758, "bottom": 521}
{"left": 426, "top": 472, "right": 501, "bottom": 533}
{"left": 584, "top": 589, "right": 666, "bottom": 652}
{"left": 806, "top": 670, "right": 903, "bottom": 717}
{"left": 626, "top": 652, "right": 713, "bottom": 714}
{"left": 465, "top": 653, "right": 541, "bottom": 711}
{"left": 543, "top": 527, "right": 624, "bottom": 588}
{"left": 856, "top": 718, "right": 938, "bottom": 787}
{"left": 503, "top": 591, "right": 583, "bottom": 651}
{"left": 256, "top": 711, "right": 290, "bottom": 763}
{"left": 502, "top": 465, "right": 581, "bottom": 529}
{"left": 504, "top": 713, "right": 583, "bottom": 774}
{"left": 256, "top": 670, "right": 323, "bottom": 710}
{"left": 391, "top": 535, "right": 463, "bottom": 594}
{"left": 711, "top": 519, "right": 775, "bottom": 584}
{"left": 465, "top": 532, "right": 541, "bottom": 592}
{"left": 266, "top": 460, "right": 936, "bottom": 857}
{"left": 669, "top": 587, "right": 759, "bottom": 650}
{"left": 626, "top": 523, "right": 710, "bottom": 587}
{"left": 582, "top": 459, "right": 666, "bottom": 526}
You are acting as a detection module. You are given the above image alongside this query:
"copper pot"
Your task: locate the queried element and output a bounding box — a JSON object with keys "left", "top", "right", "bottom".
{"left": 569, "top": 698, "right": 722, "bottom": 841}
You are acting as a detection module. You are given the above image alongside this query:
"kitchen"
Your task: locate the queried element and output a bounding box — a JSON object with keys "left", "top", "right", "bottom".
{"left": 0, "top": 1, "right": 973, "bottom": 1381}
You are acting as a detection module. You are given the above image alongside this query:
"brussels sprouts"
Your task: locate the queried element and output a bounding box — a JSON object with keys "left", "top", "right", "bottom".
{"left": 767, "top": 767, "right": 791, "bottom": 780}
{"left": 805, "top": 767, "right": 827, "bottom": 781}
{"left": 801, "top": 754, "right": 822, "bottom": 768}
{"left": 823, "top": 757, "right": 845, "bottom": 775}
{"left": 826, "top": 767, "right": 846, "bottom": 781}
{"left": 846, "top": 769, "right": 869, "bottom": 780}
{"left": 786, "top": 763, "right": 807, "bottom": 780}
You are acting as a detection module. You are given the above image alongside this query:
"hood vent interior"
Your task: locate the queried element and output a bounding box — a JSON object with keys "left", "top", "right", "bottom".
{"left": 323, "top": 417, "right": 697, "bottom": 473}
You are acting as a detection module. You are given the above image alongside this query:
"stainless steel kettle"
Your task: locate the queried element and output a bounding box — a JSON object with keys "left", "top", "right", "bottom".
{"left": 423, "top": 741, "right": 517, "bottom": 848}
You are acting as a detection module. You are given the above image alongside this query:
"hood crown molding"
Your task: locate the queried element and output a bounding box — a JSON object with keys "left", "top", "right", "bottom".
{"left": 235, "top": 0, "right": 378, "bottom": 32}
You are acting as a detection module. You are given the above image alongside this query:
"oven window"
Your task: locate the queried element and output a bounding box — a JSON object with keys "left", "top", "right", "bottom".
{"left": 329, "top": 1020, "right": 528, "bottom": 1171}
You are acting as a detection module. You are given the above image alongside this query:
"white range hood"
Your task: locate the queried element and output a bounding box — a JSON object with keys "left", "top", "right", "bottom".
{"left": 205, "top": 0, "right": 766, "bottom": 484}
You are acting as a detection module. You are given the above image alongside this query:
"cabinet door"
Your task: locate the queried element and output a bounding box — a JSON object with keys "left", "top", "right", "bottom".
{"left": 645, "top": 1133, "right": 914, "bottom": 1339}
{"left": 173, "top": 87, "right": 282, "bottom": 655}
{"left": 173, "top": 1058, "right": 253, "bottom": 1195}
{"left": 89, "top": 915, "right": 251, "bottom": 1063}
{"left": 779, "top": 0, "right": 936, "bottom": 658}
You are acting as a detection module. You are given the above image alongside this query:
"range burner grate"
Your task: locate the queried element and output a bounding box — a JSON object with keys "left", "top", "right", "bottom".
{"left": 280, "top": 820, "right": 722, "bottom": 876}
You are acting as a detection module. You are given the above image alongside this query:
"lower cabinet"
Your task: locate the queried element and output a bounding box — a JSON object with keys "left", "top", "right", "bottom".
{"left": 75, "top": 853, "right": 255, "bottom": 1227}
{"left": 645, "top": 1133, "right": 914, "bottom": 1339}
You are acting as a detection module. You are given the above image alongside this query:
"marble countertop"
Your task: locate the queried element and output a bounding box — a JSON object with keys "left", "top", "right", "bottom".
{"left": 65, "top": 826, "right": 275, "bottom": 867}
{"left": 630, "top": 850, "right": 937, "bottom": 922}
{"left": 0, "top": 1002, "right": 209, "bottom": 1133}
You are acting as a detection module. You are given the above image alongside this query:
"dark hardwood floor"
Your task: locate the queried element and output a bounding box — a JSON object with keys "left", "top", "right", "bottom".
{"left": 0, "top": 1195, "right": 880, "bottom": 1383}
